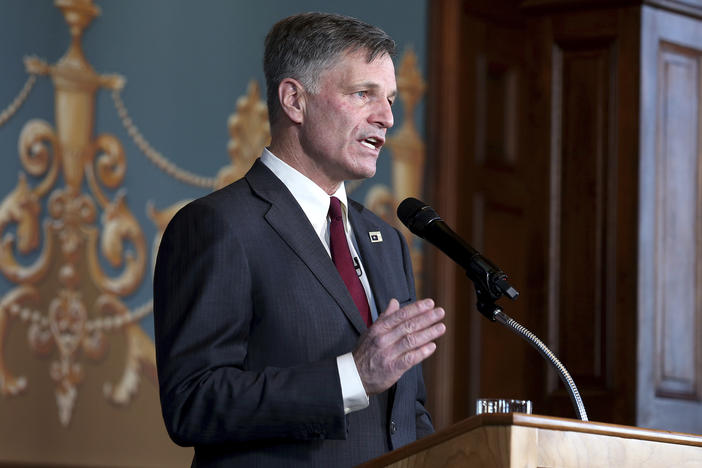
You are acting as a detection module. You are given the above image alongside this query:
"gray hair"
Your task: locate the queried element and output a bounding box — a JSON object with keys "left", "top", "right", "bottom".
{"left": 263, "top": 12, "right": 396, "bottom": 123}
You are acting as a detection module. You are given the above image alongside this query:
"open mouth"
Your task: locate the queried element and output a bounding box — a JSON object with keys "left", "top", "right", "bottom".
{"left": 360, "top": 136, "right": 384, "bottom": 150}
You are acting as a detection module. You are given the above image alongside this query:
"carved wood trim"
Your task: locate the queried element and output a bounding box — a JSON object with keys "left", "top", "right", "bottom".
{"left": 522, "top": 0, "right": 702, "bottom": 21}
{"left": 547, "top": 36, "right": 619, "bottom": 395}
{"left": 653, "top": 41, "right": 702, "bottom": 401}
{"left": 476, "top": 57, "right": 521, "bottom": 169}
{"left": 425, "top": 0, "right": 464, "bottom": 430}
{"left": 638, "top": 5, "right": 702, "bottom": 432}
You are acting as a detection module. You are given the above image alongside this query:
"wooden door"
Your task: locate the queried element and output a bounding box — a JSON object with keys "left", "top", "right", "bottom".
{"left": 425, "top": 0, "right": 640, "bottom": 428}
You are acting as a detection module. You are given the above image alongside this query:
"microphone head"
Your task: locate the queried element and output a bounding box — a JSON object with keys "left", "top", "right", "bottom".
{"left": 397, "top": 197, "right": 425, "bottom": 225}
{"left": 397, "top": 197, "right": 442, "bottom": 238}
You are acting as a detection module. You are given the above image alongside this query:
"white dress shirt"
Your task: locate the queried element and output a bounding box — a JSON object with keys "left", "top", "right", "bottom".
{"left": 261, "top": 148, "right": 373, "bottom": 414}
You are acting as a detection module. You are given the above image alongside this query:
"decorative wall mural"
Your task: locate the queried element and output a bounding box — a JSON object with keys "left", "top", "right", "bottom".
{"left": 0, "top": 0, "right": 151, "bottom": 427}
{"left": 0, "top": 0, "right": 426, "bottom": 429}
{"left": 146, "top": 81, "right": 272, "bottom": 242}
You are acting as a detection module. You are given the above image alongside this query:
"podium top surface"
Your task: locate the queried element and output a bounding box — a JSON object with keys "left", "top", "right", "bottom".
{"left": 358, "top": 413, "right": 702, "bottom": 467}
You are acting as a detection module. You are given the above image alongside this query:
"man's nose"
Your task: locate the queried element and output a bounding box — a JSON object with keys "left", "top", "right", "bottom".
{"left": 372, "top": 99, "right": 394, "bottom": 129}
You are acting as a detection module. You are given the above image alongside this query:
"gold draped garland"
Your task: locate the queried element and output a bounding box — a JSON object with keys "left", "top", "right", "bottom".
{"left": 0, "top": 73, "right": 37, "bottom": 128}
{"left": 111, "top": 89, "right": 218, "bottom": 189}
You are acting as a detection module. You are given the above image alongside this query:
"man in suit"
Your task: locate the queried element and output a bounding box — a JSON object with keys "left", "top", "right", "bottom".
{"left": 153, "top": 12, "right": 446, "bottom": 467}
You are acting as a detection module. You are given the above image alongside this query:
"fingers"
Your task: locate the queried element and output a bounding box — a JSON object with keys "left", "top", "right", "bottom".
{"left": 383, "top": 298, "right": 401, "bottom": 316}
{"left": 353, "top": 298, "right": 446, "bottom": 395}
{"left": 373, "top": 299, "right": 445, "bottom": 358}
{"left": 391, "top": 319, "right": 445, "bottom": 362}
{"left": 375, "top": 298, "right": 436, "bottom": 331}
{"left": 401, "top": 341, "right": 438, "bottom": 369}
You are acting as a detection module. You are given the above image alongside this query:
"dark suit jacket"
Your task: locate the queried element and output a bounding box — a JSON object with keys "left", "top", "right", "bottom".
{"left": 153, "top": 159, "right": 433, "bottom": 467}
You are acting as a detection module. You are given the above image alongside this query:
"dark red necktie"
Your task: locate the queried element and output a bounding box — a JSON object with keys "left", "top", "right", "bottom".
{"left": 328, "top": 196, "right": 372, "bottom": 327}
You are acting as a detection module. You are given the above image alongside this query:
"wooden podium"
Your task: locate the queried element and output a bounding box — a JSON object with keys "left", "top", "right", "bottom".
{"left": 358, "top": 413, "right": 702, "bottom": 467}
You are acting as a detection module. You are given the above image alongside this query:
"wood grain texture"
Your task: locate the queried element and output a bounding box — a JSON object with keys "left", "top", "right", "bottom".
{"left": 427, "top": 0, "right": 702, "bottom": 436}
{"left": 359, "top": 414, "right": 702, "bottom": 468}
{"left": 424, "top": 0, "right": 465, "bottom": 431}
{"left": 638, "top": 4, "right": 702, "bottom": 434}
{"left": 653, "top": 41, "right": 701, "bottom": 400}
{"left": 549, "top": 36, "right": 617, "bottom": 393}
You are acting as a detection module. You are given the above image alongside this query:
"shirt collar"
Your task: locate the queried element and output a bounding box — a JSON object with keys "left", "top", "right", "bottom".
{"left": 261, "top": 148, "right": 350, "bottom": 238}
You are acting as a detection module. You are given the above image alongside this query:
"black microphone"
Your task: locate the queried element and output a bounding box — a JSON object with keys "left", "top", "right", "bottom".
{"left": 397, "top": 197, "right": 518, "bottom": 303}
{"left": 397, "top": 199, "right": 590, "bottom": 421}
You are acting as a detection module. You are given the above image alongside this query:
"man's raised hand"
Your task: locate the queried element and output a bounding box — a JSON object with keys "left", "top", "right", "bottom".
{"left": 353, "top": 298, "right": 446, "bottom": 395}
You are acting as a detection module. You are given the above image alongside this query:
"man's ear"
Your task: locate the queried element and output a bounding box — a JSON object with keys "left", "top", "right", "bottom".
{"left": 278, "top": 78, "right": 305, "bottom": 124}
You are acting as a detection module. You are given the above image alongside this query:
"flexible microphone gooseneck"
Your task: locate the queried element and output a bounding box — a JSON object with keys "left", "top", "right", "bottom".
{"left": 397, "top": 197, "right": 588, "bottom": 421}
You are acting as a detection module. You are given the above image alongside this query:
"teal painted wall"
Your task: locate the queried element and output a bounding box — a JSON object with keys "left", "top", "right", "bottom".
{"left": 0, "top": 0, "right": 428, "bottom": 338}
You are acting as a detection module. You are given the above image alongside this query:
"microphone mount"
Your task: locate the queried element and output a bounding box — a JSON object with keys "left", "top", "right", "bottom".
{"left": 397, "top": 197, "right": 588, "bottom": 421}
{"left": 397, "top": 199, "right": 517, "bottom": 319}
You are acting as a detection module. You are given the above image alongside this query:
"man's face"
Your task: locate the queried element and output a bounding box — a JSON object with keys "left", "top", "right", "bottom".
{"left": 299, "top": 49, "right": 396, "bottom": 190}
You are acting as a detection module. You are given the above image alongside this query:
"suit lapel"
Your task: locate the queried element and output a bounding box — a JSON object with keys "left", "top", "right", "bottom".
{"left": 348, "top": 201, "right": 392, "bottom": 315}
{"left": 349, "top": 201, "right": 410, "bottom": 412}
{"left": 246, "top": 160, "right": 367, "bottom": 334}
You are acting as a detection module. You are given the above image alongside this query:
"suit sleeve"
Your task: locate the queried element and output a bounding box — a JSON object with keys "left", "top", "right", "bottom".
{"left": 153, "top": 202, "right": 347, "bottom": 446}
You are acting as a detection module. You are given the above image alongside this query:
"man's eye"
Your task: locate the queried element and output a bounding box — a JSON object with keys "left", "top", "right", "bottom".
{"left": 355, "top": 91, "right": 367, "bottom": 98}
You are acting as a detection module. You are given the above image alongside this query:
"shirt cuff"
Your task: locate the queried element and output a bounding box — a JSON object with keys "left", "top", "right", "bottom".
{"left": 336, "top": 352, "right": 369, "bottom": 414}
